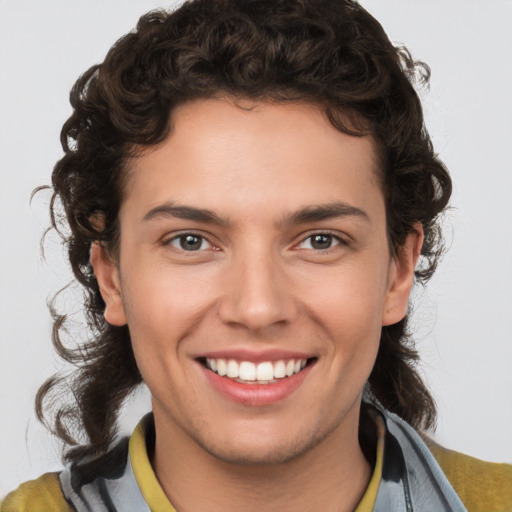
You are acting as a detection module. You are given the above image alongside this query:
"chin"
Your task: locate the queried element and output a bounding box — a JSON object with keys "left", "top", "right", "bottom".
{"left": 193, "top": 422, "right": 328, "bottom": 467}
{"left": 200, "top": 441, "right": 311, "bottom": 467}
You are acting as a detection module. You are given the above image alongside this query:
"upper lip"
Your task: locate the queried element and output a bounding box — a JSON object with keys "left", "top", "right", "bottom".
{"left": 194, "top": 349, "right": 316, "bottom": 363}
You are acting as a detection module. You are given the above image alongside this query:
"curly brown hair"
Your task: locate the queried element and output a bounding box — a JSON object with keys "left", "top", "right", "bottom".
{"left": 36, "top": 0, "right": 451, "bottom": 462}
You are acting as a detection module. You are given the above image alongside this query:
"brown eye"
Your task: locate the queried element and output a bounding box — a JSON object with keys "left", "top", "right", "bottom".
{"left": 181, "top": 235, "right": 202, "bottom": 250}
{"left": 168, "top": 234, "right": 211, "bottom": 251}
{"left": 310, "top": 234, "right": 333, "bottom": 250}
{"left": 297, "top": 233, "right": 341, "bottom": 251}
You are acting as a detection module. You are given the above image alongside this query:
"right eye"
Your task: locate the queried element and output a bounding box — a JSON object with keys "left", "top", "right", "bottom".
{"left": 295, "top": 232, "right": 344, "bottom": 252}
{"left": 166, "top": 233, "right": 213, "bottom": 252}
{"left": 298, "top": 233, "right": 340, "bottom": 251}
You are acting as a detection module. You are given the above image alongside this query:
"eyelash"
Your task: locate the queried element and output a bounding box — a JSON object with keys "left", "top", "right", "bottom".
{"left": 163, "top": 232, "right": 217, "bottom": 252}
{"left": 162, "top": 231, "right": 346, "bottom": 254}
{"left": 295, "top": 231, "right": 346, "bottom": 252}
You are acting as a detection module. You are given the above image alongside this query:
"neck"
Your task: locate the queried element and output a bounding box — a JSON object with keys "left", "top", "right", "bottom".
{"left": 152, "top": 407, "right": 372, "bottom": 512}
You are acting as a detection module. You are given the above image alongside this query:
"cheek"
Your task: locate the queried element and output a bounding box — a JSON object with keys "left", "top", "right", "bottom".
{"left": 120, "top": 264, "right": 220, "bottom": 363}
{"left": 317, "top": 283, "right": 384, "bottom": 389}
{"left": 300, "top": 261, "right": 390, "bottom": 334}
{"left": 122, "top": 274, "right": 204, "bottom": 401}
{"left": 123, "top": 259, "right": 214, "bottom": 318}
{"left": 297, "top": 260, "right": 388, "bottom": 387}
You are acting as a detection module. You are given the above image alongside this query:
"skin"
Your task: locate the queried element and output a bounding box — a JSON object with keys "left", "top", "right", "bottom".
{"left": 91, "top": 98, "right": 422, "bottom": 512}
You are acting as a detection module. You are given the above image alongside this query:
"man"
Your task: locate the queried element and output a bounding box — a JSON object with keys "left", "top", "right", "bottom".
{"left": 2, "top": 0, "right": 511, "bottom": 510}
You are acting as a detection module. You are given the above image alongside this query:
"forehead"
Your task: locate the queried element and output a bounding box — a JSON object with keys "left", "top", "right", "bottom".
{"left": 123, "top": 98, "right": 382, "bottom": 222}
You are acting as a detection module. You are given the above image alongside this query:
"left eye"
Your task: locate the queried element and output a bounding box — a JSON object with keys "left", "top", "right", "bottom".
{"left": 167, "top": 234, "right": 212, "bottom": 251}
{"left": 298, "top": 233, "right": 341, "bottom": 251}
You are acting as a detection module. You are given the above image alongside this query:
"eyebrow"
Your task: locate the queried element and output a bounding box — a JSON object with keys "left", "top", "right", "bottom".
{"left": 142, "top": 201, "right": 369, "bottom": 227}
{"left": 280, "top": 202, "right": 370, "bottom": 226}
{"left": 142, "top": 203, "right": 229, "bottom": 226}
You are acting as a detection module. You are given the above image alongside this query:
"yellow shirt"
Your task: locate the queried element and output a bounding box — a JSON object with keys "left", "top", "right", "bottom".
{"left": 425, "top": 438, "right": 512, "bottom": 512}
{"left": 2, "top": 417, "right": 510, "bottom": 511}
{"left": 112, "top": 416, "right": 384, "bottom": 512}
{"left": 0, "top": 418, "right": 383, "bottom": 512}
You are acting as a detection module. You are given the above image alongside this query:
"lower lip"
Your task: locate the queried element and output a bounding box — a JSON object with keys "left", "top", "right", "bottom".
{"left": 200, "top": 362, "right": 314, "bottom": 406}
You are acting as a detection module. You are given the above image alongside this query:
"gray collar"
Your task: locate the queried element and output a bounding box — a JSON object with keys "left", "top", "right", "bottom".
{"left": 374, "top": 407, "right": 466, "bottom": 511}
{"left": 60, "top": 408, "right": 466, "bottom": 511}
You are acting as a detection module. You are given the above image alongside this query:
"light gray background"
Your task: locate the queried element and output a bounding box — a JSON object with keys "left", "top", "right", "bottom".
{"left": 1, "top": 0, "right": 511, "bottom": 498}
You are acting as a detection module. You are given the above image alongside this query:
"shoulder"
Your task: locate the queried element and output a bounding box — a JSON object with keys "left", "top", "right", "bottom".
{"left": 425, "top": 437, "right": 512, "bottom": 512}
{"left": 1, "top": 472, "right": 72, "bottom": 512}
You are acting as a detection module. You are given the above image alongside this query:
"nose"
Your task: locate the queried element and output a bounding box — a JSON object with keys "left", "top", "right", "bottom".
{"left": 218, "top": 249, "right": 298, "bottom": 333}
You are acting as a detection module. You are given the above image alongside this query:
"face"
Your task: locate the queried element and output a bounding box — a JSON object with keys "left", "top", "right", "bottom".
{"left": 93, "top": 98, "right": 420, "bottom": 466}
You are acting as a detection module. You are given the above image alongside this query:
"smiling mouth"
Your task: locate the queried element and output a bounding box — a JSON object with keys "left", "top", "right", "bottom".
{"left": 198, "top": 357, "right": 316, "bottom": 384}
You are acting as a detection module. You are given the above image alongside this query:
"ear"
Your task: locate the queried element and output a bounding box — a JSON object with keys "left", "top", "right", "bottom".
{"left": 90, "top": 242, "right": 127, "bottom": 326}
{"left": 382, "top": 224, "right": 424, "bottom": 326}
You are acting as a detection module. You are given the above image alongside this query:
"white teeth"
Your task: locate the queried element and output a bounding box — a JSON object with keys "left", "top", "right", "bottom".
{"left": 226, "top": 359, "right": 239, "bottom": 378}
{"left": 256, "top": 362, "right": 274, "bottom": 380}
{"left": 217, "top": 359, "right": 227, "bottom": 376}
{"left": 205, "top": 357, "right": 309, "bottom": 382}
{"left": 239, "top": 361, "right": 256, "bottom": 381}
{"left": 273, "top": 360, "right": 286, "bottom": 378}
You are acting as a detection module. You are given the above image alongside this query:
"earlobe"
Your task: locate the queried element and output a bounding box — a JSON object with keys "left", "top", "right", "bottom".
{"left": 382, "top": 224, "right": 424, "bottom": 326}
{"left": 90, "top": 242, "right": 127, "bottom": 326}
